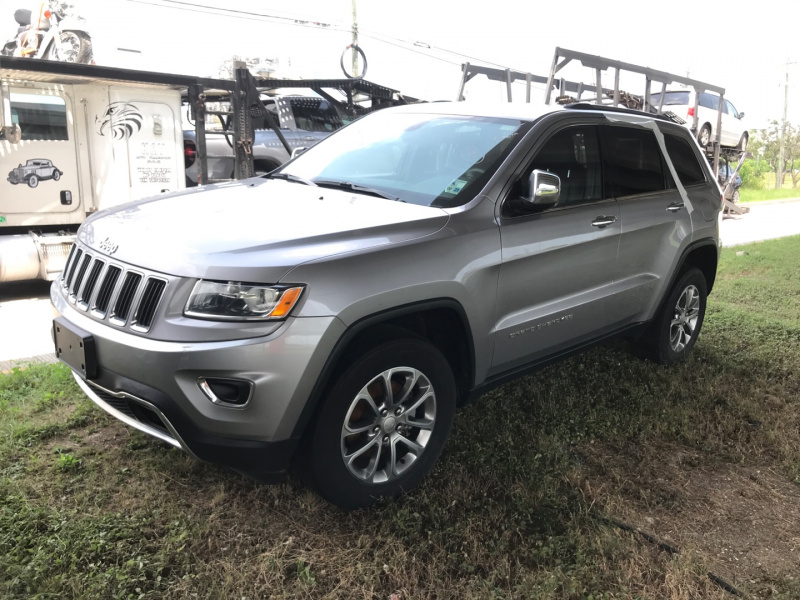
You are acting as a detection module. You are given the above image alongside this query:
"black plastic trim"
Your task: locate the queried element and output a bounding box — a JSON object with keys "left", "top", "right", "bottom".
{"left": 290, "top": 298, "right": 476, "bottom": 439}
{"left": 88, "top": 368, "right": 298, "bottom": 481}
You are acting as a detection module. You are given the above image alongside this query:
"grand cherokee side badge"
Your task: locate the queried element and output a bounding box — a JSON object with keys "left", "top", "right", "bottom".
{"left": 99, "top": 237, "right": 119, "bottom": 255}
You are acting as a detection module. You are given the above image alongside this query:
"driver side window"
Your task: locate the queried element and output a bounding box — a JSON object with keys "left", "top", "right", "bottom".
{"left": 528, "top": 125, "right": 604, "bottom": 208}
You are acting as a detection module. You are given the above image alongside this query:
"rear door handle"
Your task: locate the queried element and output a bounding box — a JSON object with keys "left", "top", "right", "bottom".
{"left": 667, "top": 202, "right": 685, "bottom": 213}
{"left": 591, "top": 216, "right": 617, "bottom": 228}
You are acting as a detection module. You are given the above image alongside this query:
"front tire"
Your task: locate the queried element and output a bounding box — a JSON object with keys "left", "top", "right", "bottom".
{"left": 27, "top": 175, "right": 39, "bottom": 188}
{"left": 639, "top": 268, "right": 707, "bottom": 365}
{"left": 300, "top": 339, "right": 456, "bottom": 510}
{"left": 738, "top": 133, "right": 748, "bottom": 152}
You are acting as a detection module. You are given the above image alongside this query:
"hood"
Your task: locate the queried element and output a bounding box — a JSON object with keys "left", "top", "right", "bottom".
{"left": 78, "top": 178, "right": 449, "bottom": 282}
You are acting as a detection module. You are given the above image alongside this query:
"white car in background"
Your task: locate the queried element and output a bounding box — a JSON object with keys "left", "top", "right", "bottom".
{"left": 651, "top": 90, "right": 749, "bottom": 151}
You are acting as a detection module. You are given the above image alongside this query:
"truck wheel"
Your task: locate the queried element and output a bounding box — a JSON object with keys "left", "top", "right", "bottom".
{"left": 697, "top": 124, "right": 711, "bottom": 148}
{"left": 639, "top": 268, "right": 707, "bottom": 365}
{"left": 300, "top": 338, "right": 456, "bottom": 510}
{"left": 27, "top": 175, "right": 39, "bottom": 188}
{"left": 53, "top": 170, "right": 61, "bottom": 181}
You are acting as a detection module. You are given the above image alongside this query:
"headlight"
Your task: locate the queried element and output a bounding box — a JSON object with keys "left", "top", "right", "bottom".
{"left": 184, "top": 280, "right": 304, "bottom": 321}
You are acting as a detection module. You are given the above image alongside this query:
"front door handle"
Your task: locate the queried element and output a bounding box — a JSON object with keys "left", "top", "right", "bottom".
{"left": 667, "top": 202, "right": 685, "bottom": 213}
{"left": 591, "top": 216, "right": 617, "bottom": 228}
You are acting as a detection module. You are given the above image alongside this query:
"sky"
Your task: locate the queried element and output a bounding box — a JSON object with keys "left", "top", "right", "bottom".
{"left": 2, "top": 0, "right": 798, "bottom": 129}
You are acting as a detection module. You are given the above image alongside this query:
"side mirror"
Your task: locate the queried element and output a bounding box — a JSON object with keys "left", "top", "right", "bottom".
{"left": 525, "top": 169, "right": 560, "bottom": 207}
{"left": 738, "top": 112, "right": 745, "bottom": 119}
{"left": 291, "top": 147, "right": 307, "bottom": 159}
{"left": 1, "top": 124, "right": 22, "bottom": 144}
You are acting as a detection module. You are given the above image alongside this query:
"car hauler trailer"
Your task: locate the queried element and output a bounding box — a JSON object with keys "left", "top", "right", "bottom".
{"left": 1, "top": 57, "right": 416, "bottom": 283}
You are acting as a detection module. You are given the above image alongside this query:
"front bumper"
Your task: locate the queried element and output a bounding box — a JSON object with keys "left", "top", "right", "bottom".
{"left": 52, "top": 282, "right": 345, "bottom": 479}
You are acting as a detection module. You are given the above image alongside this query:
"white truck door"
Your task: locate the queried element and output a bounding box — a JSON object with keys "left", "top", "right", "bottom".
{"left": 1, "top": 90, "right": 83, "bottom": 227}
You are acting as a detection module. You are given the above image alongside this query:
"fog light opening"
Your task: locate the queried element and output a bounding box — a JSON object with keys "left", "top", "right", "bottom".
{"left": 198, "top": 378, "right": 253, "bottom": 408}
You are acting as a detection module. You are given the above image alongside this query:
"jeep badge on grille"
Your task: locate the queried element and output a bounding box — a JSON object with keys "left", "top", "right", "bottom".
{"left": 98, "top": 237, "right": 119, "bottom": 255}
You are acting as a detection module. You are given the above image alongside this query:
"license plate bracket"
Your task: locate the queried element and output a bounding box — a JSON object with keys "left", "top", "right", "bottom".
{"left": 53, "top": 316, "right": 98, "bottom": 379}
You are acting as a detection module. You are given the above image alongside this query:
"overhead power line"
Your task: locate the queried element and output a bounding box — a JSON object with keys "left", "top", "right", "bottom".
{"left": 122, "top": 0, "right": 523, "bottom": 71}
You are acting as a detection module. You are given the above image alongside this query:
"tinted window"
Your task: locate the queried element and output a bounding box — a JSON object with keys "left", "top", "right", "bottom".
{"left": 602, "top": 126, "right": 666, "bottom": 196}
{"left": 699, "top": 92, "right": 723, "bottom": 112}
{"left": 650, "top": 91, "right": 690, "bottom": 107}
{"left": 2, "top": 93, "right": 68, "bottom": 141}
{"left": 290, "top": 98, "right": 343, "bottom": 132}
{"left": 528, "top": 125, "right": 603, "bottom": 207}
{"left": 662, "top": 132, "right": 706, "bottom": 187}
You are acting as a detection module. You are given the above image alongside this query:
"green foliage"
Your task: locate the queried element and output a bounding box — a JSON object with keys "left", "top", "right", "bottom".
{"left": 738, "top": 157, "right": 771, "bottom": 189}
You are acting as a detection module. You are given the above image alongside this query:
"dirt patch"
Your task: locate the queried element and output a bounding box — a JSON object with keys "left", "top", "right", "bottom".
{"left": 579, "top": 440, "right": 800, "bottom": 588}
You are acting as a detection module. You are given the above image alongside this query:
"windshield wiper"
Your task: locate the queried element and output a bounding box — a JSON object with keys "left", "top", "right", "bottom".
{"left": 314, "top": 179, "right": 401, "bottom": 201}
{"left": 266, "top": 172, "right": 317, "bottom": 186}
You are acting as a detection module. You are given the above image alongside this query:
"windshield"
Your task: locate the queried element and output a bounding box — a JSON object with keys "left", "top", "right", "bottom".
{"left": 277, "top": 111, "right": 531, "bottom": 207}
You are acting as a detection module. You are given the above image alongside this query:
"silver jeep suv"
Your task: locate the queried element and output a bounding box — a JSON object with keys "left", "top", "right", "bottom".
{"left": 51, "top": 101, "right": 722, "bottom": 509}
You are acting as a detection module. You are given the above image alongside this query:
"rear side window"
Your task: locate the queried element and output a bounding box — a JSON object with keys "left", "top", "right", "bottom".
{"left": 662, "top": 132, "right": 706, "bottom": 187}
{"left": 602, "top": 126, "right": 666, "bottom": 196}
{"left": 290, "top": 98, "right": 343, "bottom": 132}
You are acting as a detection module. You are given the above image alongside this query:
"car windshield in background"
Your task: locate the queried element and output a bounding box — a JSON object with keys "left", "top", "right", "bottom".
{"left": 651, "top": 91, "right": 691, "bottom": 106}
{"left": 279, "top": 112, "right": 531, "bottom": 208}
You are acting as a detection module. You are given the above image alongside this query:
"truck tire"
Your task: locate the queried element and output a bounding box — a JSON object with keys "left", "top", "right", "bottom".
{"left": 300, "top": 338, "right": 456, "bottom": 510}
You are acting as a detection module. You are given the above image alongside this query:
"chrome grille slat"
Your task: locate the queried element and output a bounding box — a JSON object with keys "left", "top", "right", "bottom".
{"left": 77, "top": 259, "right": 105, "bottom": 308}
{"left": 92, "top": 265, "right": 122, "bottom": 317}
{"left": 133, "top": 279, "right": 167, "bottom": 331}
{"left": 59, "top": 244, "right": 167, "bottom": 333}
{"left": 110, "top": 272, "right": 143, "bottom": 325}
{"left": 70, "top": 254, "right": 92, "bottom": 300}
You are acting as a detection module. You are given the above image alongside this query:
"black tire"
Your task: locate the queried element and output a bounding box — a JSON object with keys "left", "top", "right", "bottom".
{"left": 697, "top": 124, "right": 712, "bottom": 148}
{"left": 738, "top": 133, "right": 748, "bottom": 152}
{"left": 639, "top": 268, "right": 707, "bottom": 365}
{"left": 27, "top": 175, "right": 38, "bottom": 188}
{"left": 733, "top": 190, "right": 740, "bottom": 204}
{"left": 300, "top": 338, "right": 456, "bottom": 510}
{"left": 253, "top": 160, "right": 280, "bottom": 177}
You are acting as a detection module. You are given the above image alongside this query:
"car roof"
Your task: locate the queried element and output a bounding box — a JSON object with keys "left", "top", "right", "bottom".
{"left": 378, "top": 101, "right": 670, "bottom": 125}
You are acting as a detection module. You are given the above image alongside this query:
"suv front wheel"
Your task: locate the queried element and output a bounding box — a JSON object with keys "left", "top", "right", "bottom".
{"left": 640, "top": 267, "right": 708, "bottom": 365}
{"left": 301, "top": 339, "right": 456, "bottom": 510}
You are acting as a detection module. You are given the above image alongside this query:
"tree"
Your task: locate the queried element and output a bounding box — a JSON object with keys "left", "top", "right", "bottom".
{"left": 752, "top": 121, "right": 800, "bottom": 188}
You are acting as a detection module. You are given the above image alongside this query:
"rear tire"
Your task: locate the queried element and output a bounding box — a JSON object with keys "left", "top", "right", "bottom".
{"left": 697, "top": 124, "right": 711, "bottom": 148}
{"left": 45, "top": 31, "right": 92, "bottom": 64}
{"left": 300, "top": 338, "right": 456, "bottom": 510}
{"left": 638, "top": 268, "right": 707, "bottom": 365}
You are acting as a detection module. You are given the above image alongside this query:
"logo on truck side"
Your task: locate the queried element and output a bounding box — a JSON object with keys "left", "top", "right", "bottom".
{"left": 96, "top": 103, "right": 143, "bottom": 140}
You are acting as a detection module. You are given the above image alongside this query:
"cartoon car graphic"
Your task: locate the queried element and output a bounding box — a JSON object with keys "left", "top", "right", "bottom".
{"left": 7, "top": 158, "right": 63, "bottom": 188}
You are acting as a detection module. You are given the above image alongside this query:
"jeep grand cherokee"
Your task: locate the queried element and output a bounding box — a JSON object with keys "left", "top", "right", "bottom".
{"left": 51, "top": 102, "right": 722, "bottom": 509}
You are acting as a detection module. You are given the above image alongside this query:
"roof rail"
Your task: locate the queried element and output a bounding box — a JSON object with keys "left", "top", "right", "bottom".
{"left": 563, "top": 102, "right": 675, "bottom": 122}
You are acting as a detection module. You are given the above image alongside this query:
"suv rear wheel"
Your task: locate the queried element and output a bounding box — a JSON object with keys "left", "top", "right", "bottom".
{"left": 640, "top": 267, "right": 707, "bottom": 365}
{"left": 301, "top": 339, "right": 456, "bottom": 510}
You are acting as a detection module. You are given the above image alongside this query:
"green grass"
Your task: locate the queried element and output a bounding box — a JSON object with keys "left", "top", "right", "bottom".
{"left": 2, "top": 236, "right": 800, "bottom": 599}
{"left": 739, "top": 187, "right": 800, "bottom": 203}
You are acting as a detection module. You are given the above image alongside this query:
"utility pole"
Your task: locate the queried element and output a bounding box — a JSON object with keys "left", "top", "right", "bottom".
{"left": 777, "top": 59, "right": 795, "bottom": 189}
{"left": 351, "top": 0, "right": 359, "bottom": 77}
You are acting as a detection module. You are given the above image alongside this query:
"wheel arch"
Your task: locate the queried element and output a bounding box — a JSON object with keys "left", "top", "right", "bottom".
{"left": 290, "top": 298, "right": 476, "bottom": 439}
{"left": 679, "top": 240, "right": 719, "bottom": 294}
